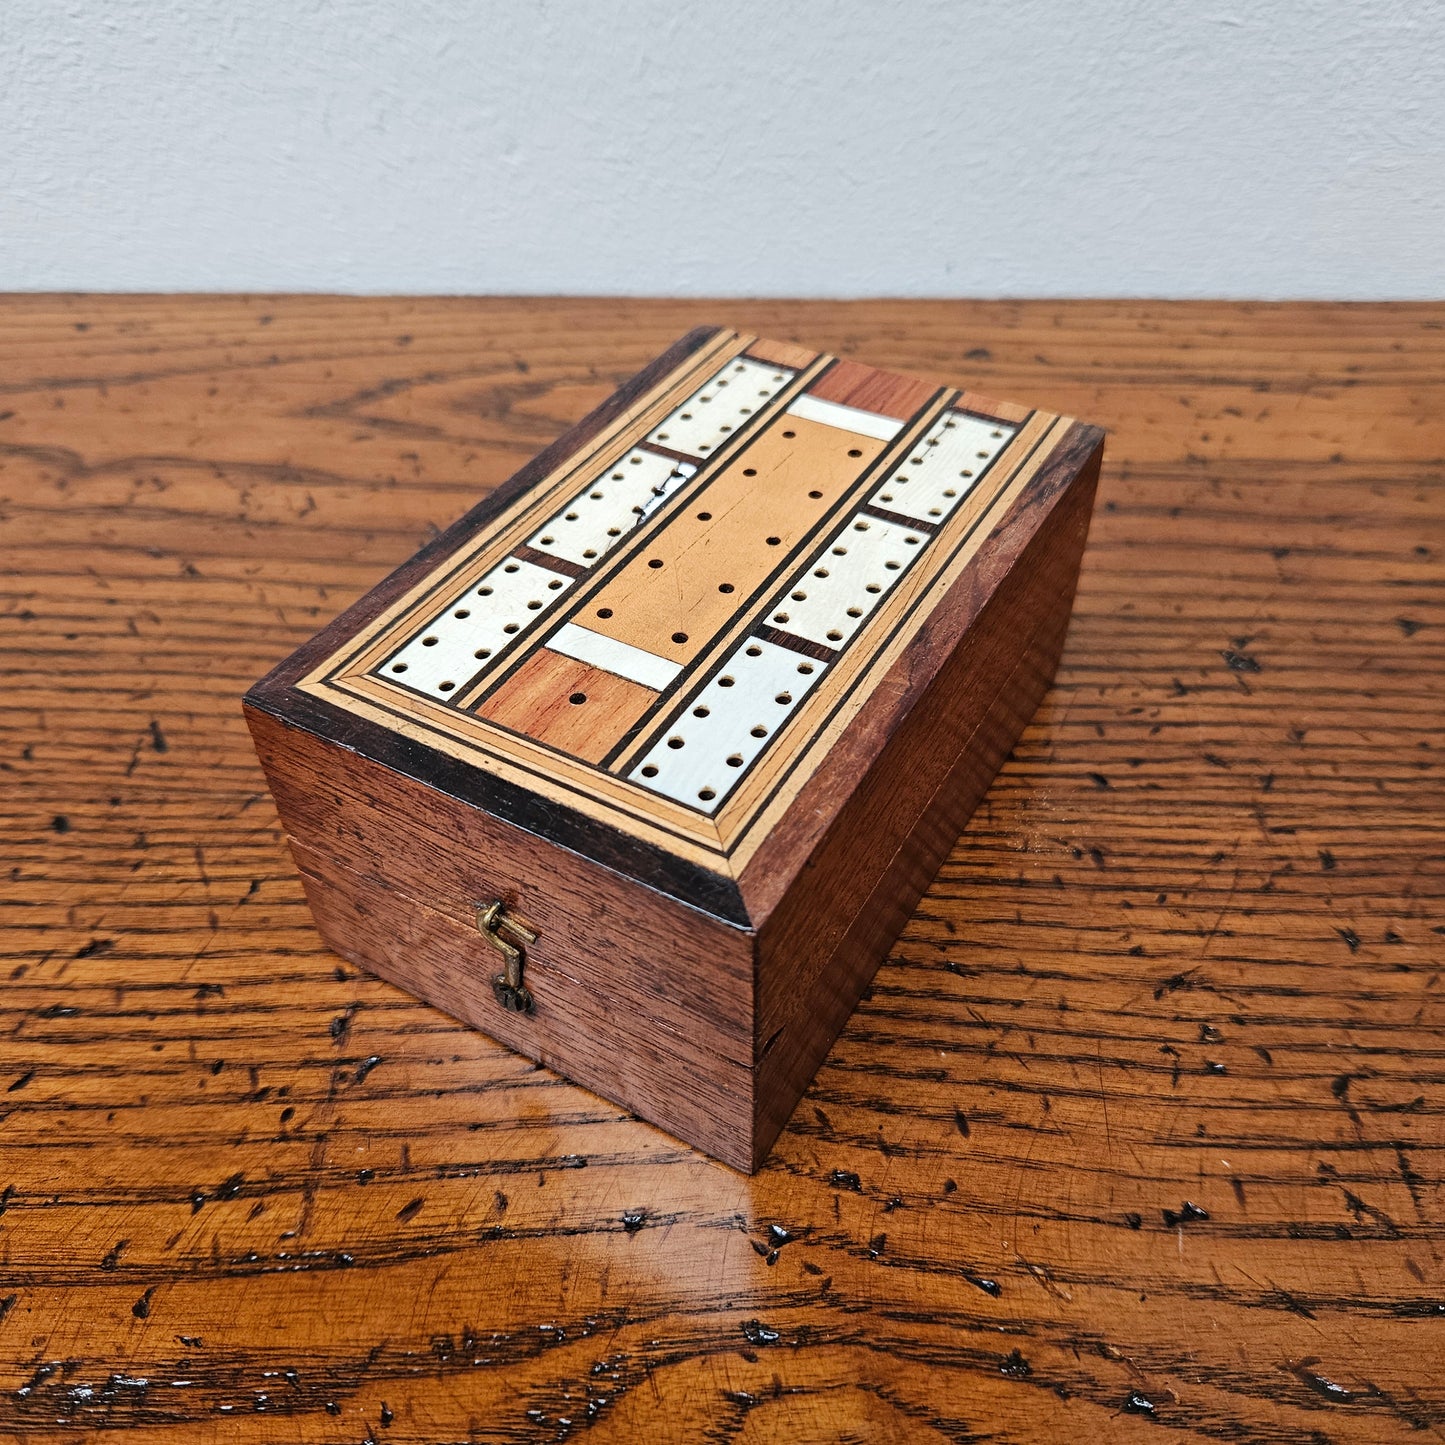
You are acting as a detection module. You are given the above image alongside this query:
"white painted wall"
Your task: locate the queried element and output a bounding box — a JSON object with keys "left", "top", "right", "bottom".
{"left": 2, "top": 0, "right": 1441, "bottom": 298}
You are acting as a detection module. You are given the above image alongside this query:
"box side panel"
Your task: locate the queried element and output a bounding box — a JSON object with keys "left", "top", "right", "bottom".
{"left": 292, "top": 847, "right": 755, "bottom": 1171}
{"left": 750, "top": 597, "right": 1075, "bottom": 1167}
{"left": 749, "top": 436, "right": 1102, "bottom": 1166}
{"left": 244, "top": 706, "right": 754, "bottom": 1070}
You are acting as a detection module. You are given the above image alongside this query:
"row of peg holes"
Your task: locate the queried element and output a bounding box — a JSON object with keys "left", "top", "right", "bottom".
{"left": 637, "top": 645, "right": 815, "bottom": 799}
{"left": 537, "top": 454, "right": 693, "bottom": 555}
{"left": 877, "top": 424, "right": 1006, "bottom": 516}
{"left": 654, "top": 366, "right": 788, "bottom": 452}
{"left": 388, "top": 567, "right": 567, "bottom": 690}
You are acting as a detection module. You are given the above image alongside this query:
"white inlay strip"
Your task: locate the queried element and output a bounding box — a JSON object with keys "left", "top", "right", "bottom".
{"left": 763, "top": 514, "right": 925, "bottom": 651}
{"left": 380, "top": 557, "right": 575, "bottom": 699}
{"left": 867, "top": 410, "right": 1016, "bottom": 525}
{"left": 627, "top": 637, "right": 826, "bottom": 813}
{"left": 785, "top": 393, "right": 904, "bottom": 441}
{"left": 527, "top": 450, "right": 695, "bottom": 568}
{"left": 646, "top": 357, "right": 795, "bottom": 459}
{"left": 548, "top": 623, "right": 680, "bottom": 691}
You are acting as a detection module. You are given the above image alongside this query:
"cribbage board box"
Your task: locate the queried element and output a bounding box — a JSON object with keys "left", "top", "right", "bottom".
{"left": 244, "top": 328, "right": 1104, "bottom": 1171}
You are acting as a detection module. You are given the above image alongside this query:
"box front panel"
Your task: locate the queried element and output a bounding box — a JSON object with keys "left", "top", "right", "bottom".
{"left": 245, "top": 707, "right": 756, "bottom": 1072}
{"left": 292, "top": 845, "right": 756, "bottom": 1172}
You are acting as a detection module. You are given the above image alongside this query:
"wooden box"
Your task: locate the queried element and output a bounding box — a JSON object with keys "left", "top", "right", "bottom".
{"left": 244, "top": 328, "right": 1104, "bottom": 1171}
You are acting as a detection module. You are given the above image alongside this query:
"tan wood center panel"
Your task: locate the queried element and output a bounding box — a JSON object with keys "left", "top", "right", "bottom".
{"left": 578, "top": 417, "right": 890, "bottom": 667}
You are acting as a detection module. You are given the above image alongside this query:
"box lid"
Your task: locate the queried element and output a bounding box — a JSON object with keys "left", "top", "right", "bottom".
{"left": 246, "top": 327, "right": 1099, "bottom": 930}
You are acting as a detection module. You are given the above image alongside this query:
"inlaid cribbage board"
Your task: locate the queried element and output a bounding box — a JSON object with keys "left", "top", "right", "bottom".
{"left": 298, "top": 330, "right": 1077, "bottom": 877}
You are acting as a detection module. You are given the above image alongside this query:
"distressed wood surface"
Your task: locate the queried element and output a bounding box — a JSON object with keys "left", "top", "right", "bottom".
{"left": 1, "top": 296, "right": 1441, "bottom": 1442}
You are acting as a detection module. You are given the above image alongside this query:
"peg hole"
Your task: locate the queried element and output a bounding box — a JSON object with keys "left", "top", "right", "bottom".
{"left": 569, "top": 692, "right": 586, "bottom": 705}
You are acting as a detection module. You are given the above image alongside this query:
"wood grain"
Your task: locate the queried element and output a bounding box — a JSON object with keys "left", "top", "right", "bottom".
{"left": 476, "top": 649, "right": 658, "bottom": 763}
{"left": 806, "top": 357, "right": 939, "bottom": 420}
{"left": 1, "top": 295, "right": 1442, "bottom": 1443}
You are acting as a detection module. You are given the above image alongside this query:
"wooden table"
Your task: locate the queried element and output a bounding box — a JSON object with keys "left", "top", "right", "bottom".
{"left": 2, "top": 298, "right": 1440, "bottom": 1443}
